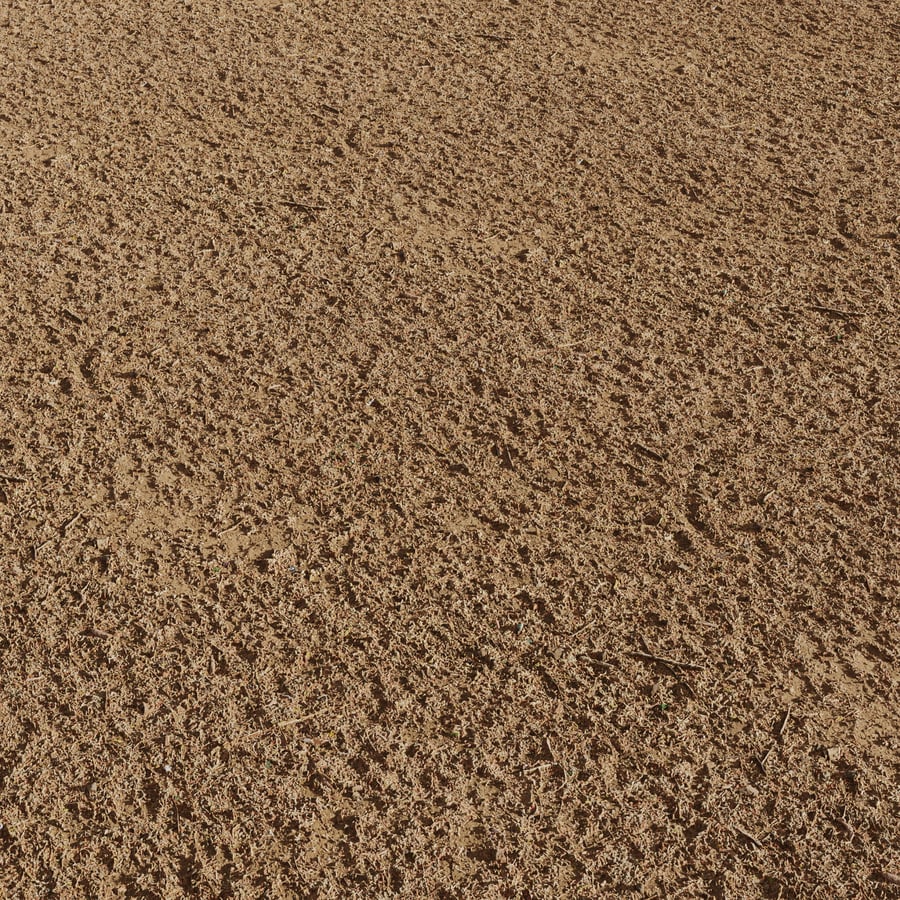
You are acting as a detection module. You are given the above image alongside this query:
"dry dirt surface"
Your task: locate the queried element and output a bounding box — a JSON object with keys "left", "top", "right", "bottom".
{"left": 0, "top": 0, "right": 898, "bottom": 897}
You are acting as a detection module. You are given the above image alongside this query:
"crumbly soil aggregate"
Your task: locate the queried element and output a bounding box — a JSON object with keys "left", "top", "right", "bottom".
{"left": 0, "top": 1, "right": 898, "bottom": 897}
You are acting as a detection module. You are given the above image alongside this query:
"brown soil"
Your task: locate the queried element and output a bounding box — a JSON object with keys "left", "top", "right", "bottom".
{"left": 1, "top": 0, "right": 898, "bottom": 897}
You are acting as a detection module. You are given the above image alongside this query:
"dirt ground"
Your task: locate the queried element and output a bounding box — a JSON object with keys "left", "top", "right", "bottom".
{"left": 0, "top": 0, "right": 898, "bottom": 896}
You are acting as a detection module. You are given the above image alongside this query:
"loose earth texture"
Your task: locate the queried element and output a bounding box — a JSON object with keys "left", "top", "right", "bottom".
{"left": 1, "top": 0, "right": 898, "bottom": 897}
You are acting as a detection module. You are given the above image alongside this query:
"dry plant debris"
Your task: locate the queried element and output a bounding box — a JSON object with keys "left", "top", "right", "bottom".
{"left": 0, "top": 0, "right": 898, "bottom": 897}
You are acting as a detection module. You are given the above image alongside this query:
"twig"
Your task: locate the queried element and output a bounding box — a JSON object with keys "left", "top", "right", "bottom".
{"left": 32, "top": 538, "right": 53, "bottom": 558}
{"left": 246, "top": 714, "right": 316, "bottom": 739}
{"left": 280, "top": 199, "right": 328, "bottom": 212}
{"left": 275, "top": 716, "right": 315, "bottom": 728}
{"left": 632, "top": 442, "right": 667, "bottom": 463}
{"left": 631, "top": 650, "right": 704, "bottom": 671}
{"left": 734, "top": 826, "right": 763, "bottom": 849}
{"left": 545, "top": 737, "right": 558, "bottom": 764}
{"left": 569, "top": 620, "right": 596, "bottom": 639}
{"left": 60, "top": 511, "right": 82, "bottom": 534}
{"left": 777, "top": 707, "right": 791, "bottom": 738}
{"left": 833, "top": 817, "right": 854, "bottom": 839}
{"left": 521, "top": 762, "right": 554, "bottom": 774}
{"left": 61, "top": 308, "right": 84, "bottom": 324}
{"left": 756, "top": 746, "right": 773, "bottom": 773}
{"left": 809, "top": 304, "right": 862, "bottom": 318}
{"left": 216, "top": 520, "right": 245, "bottom": 536}
{"left": 84, "top": 627, "right": 113, "bottom": 639}
{"left": 0, "top": 472, "right": 26, "bottom": 483}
